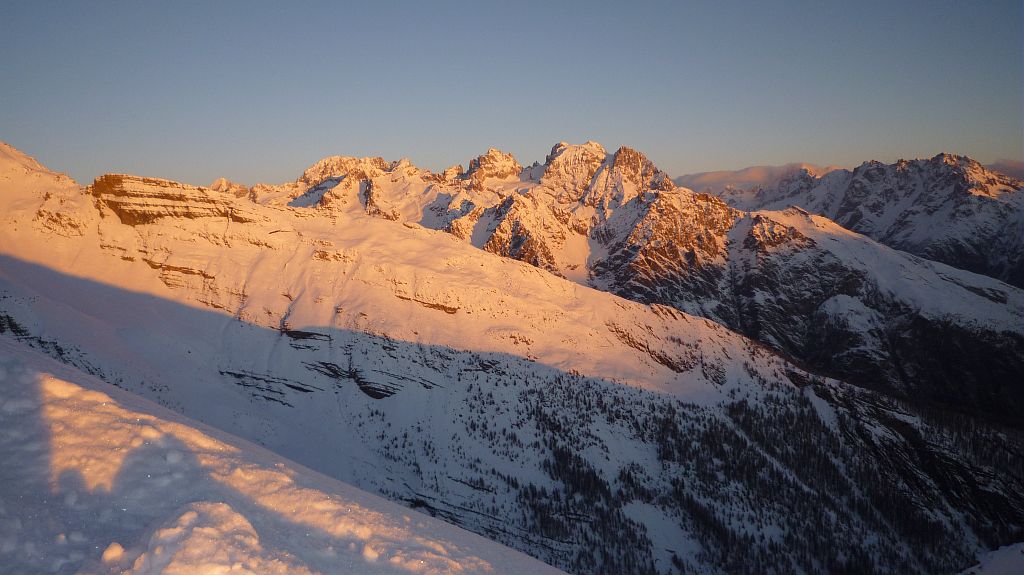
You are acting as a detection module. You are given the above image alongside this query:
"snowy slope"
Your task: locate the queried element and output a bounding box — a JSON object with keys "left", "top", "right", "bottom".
{"left": 0, "top": 339, "right": 565, "bottom": 575}
{"left": 2, "top": 142, "right": 1023, "bottom": 574}
{"left": 959, "top": 543, "right": 1024, "bottom": 575}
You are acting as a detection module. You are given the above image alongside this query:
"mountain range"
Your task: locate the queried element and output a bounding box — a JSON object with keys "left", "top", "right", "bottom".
{"left": 1, "top": 140, "right": 1022, "bottom": 574}
{"left": 700, "top": 154, "right": 1024, "bottom": 289}
{"left": 201, "top": 141, "right": 1024, "bottom": 423}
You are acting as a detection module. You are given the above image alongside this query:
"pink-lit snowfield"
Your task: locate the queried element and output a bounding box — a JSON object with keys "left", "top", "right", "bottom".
{"left": 0, "top": 339, "right": 564, "bottom": 574}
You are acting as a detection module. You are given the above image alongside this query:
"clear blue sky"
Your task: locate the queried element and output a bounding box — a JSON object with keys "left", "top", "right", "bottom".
{"left": 1, "top": 0, "right": 1020, "bottom": 185}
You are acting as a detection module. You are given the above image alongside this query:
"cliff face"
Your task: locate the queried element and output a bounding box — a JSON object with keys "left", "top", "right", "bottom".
{"left": 91, "top": 174, "right": 260, "bottom": 225}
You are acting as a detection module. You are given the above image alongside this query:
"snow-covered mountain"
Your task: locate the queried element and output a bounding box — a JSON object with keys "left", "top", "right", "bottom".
{"left": 589, "top": 201, "right": 1024, "bottom": 424}
{"left": 224, "top": 141, "right": 1024, "bottom": 423}
{"left": 2, "top": 141, "right": 1022, "bottom": 574}
{"left": 698, "top": 154, "right": 1024, "bottom": 289}
{"left": 0, "top": 339, "right": 565, "bottom": 575}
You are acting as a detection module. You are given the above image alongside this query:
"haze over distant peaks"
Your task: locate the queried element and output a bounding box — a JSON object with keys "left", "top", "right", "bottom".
{"left": 674, "top": 158, "right": 1023, "bottom": 195}
{"left": 673, "top": 163, "right": 845, "bottom": 195}
{"left": 988, "top": 158, "right": 1024, "bottom": 180}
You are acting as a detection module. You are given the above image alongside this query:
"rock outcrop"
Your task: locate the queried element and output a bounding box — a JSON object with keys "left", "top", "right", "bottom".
{"left": 91, "top": 174, "right": 260, "bottom": 225}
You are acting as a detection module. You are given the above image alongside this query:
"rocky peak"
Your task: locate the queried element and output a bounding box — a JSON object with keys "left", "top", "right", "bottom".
{"left": 540, "top": 141, "right": 607, "bottom": 199}
{"left": 386, "top": 158, "right": 430, "bottom": 180}
{"left": 440, "top": 164, "right": 465, "bottom": 183}
{"left": 561, "top": 145, "right": 676, "bottom": 210}
{"left": 852, "top": 154, "right": 977, "bottom": 180}
{"left": 883, "top": 153, "right": 972, "bottom": 176}
{"left": 462, "top": 148, "right": 522, "bottom": 187}
{"left": 931, "top": 152, "right": 973, "bottom": 168}
{"left": 708, "top": 153, "right": 1022, "bottom": 287}
{"left": 299, "top": 156, "right": 391, "bottom": 187}
{"left": 609, "top": 146, "right": 644, "bottom": 173}
{"left": 542, "top": 141, "right": 606, "bottom": 168}
{"left": 857, "top": 153, "right": 1020, "bottom": 198}
{"left": 543, "top": 140, "right": 599, "bottom": 162}
{"left": 609, "top": 146, "right": 674, "bottom": 191}
{"left": 209, "top": 177, "right": 250, "bottom": 197}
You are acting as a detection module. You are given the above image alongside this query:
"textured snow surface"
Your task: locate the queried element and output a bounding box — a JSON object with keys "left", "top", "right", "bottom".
{"left": 0, "top": 339, "right": 564, "bottom": 575}
{"left": 958, "top": 543, "right": 1024, "bottom": 575}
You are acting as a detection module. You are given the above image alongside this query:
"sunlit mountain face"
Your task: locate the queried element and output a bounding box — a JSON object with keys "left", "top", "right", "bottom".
{"left": 2, "top": 140, "right": 1023, "bottom": 575}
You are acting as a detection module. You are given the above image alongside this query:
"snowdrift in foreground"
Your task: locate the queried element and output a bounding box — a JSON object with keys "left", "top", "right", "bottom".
{"left": 0, "top": 339, "right": 564, "bottom": 575}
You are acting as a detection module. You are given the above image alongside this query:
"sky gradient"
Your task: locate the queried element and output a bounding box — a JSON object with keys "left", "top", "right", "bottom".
{"left": 1, "top": 0, "right": 1020, "bottom": 186}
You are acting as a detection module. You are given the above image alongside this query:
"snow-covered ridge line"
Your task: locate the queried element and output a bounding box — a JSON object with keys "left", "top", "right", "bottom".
{"left": 0, "top": 338, "right": 564, "bottom": 575}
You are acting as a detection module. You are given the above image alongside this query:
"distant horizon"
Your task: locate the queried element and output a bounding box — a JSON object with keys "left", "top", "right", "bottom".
{"left": 5, "top": 137, "right": 1022, "bottom": 188}
{"left": 2, "top": 1, "right": 1020, "bottom": 186}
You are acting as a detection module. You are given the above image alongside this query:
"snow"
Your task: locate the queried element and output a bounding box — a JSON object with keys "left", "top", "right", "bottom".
{"left": 705, "top": 154, "right": 1024, "bottom": 289}
{"left": 1, "top": 141, "right": 1020, "bottom": 575}
{"left": 753, "top": 208, "right": 1024, "bottom": 334}
{"left": 621, "top": 502, "right": 700, "bottom": 573}
{"left": 0, "top": 142, "right": 82, "bottom": 216}
{"left": 816, "top": 294, "right": 882, "bottom": 334}
{"left": 0, "top": 152, "right": 772, "bottom": 399}
{"left": 959, "top": 542, "right": 1024, "bottom": 575}
{"left": 804, "top": 385, "right": 840, "bottom": 430}
{"left": 0, "top": 339, "right": 565, "bottom": 575}
{"left": 0, "top": 140, "right": 824, "bottom": 572}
